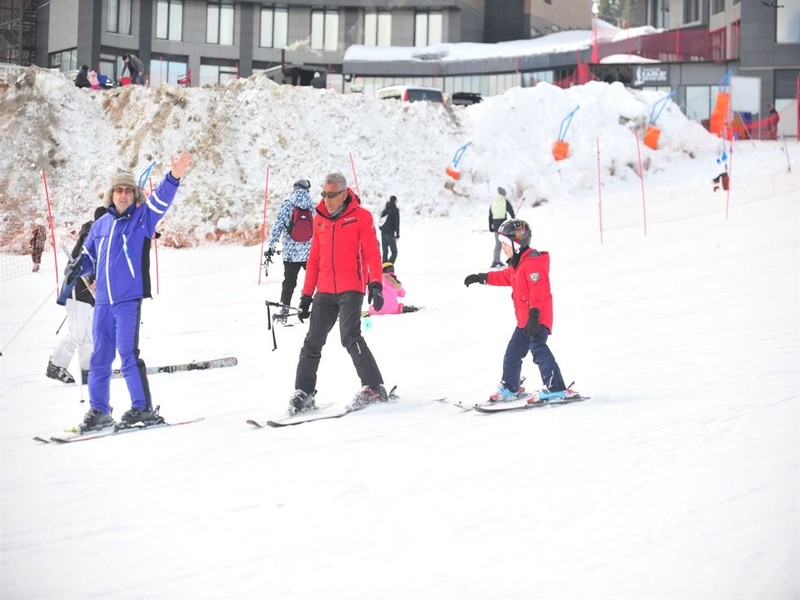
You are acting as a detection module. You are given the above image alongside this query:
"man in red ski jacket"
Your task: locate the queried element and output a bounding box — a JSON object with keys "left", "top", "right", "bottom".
{"left": 464, "top": 219, "right": 566, "bottom": 399}
{"left": 288, "top": 172, "right": 387, "bottom": 414}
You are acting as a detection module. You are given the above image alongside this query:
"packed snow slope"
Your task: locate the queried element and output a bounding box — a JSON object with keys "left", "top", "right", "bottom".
{"left": 1, "top": 65, "right": 715, "bottom": 248}
{"left": 1, "top": 64, "right": 798, "bottom": 600}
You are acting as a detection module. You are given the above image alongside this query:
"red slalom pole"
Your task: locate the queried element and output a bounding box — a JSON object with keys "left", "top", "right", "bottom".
{"left": 349, "top": 152, "right": 361, "bottom": 198}
{"left": 633, "top": 130, "right": 648, "bottom": 236}
{"left": 41, "top": 168, "right": 59, "bottom": 284}
{"left": 596, "top": 139, "right": 604, "bottom": 245}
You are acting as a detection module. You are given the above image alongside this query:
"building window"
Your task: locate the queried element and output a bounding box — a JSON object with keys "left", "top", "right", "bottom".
{"left": 200, "top": 63, "right": 238, "bottom": 86}
{"left": 683, "top": 0, "right": 700, "bottom": 23}
{"left": 150, "top": 57, "right": 188, "bottom": 86}
{"left": 712, "top": 0, "right": 725, "bottom": 14}
{"left": 364, "top": 11, "right": 392, "bottom": 46}
{"left": 156, "top": 0, "right": 183, "bottom": 41}
{"left": 107, "top": 0, "right": 133, "bottom": 35}
{"left": 776, "top": 0, "right": 800, "bottom": 43}
{"left": 260, "top": 6, "right": 288, "bottom": 48}
{"left": 49, "top": 48, "right": 77, "bottom": 72}
{"left": 311, "top": 9, "right": 338, "bottom": 52}
{"left": 415, "top": 10, "right": 442, "bottom": 46}
{"left": 207, "top": 2, "right": 234, "bottom": 45}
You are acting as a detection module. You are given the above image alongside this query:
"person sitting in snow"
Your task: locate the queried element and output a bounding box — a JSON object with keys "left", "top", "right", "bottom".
{"left": 464, "top": 218, "right": 567, "bottom": 401}
{"left": 74, "top": 65, "right": 90, "bottom": 89}
{"left": 368, "top": 263, "right": 420, "bottom": 316}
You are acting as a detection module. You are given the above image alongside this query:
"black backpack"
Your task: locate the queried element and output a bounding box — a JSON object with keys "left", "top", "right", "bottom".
{"left": 287, "top": 206, "right": 313, "bottom": 242}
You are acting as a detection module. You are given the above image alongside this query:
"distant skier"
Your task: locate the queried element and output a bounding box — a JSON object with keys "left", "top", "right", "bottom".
{"left": 464, "top": 219, "right": 567, "bottom": 400}
{"left": 266, "top": 179, "right": 315, "bottom": 323}
{"left": 29, "top": 218, "right": 47, "bottom": 272}
{"left": 488, "top": 186, "right": 515, "bottom": 268}
{"left": 379, "top": 195, "right": 400, "bottom": 264}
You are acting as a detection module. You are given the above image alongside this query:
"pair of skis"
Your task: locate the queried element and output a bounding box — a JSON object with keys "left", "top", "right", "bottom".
{"left": 437, "top": 389, "right": 590, "bottom": 413}
{"left": 34, "top": 410, "right": 205, "bottom": 444}
{"left": 248, "top": 386, "right": 404, "bottom": 428}
{"left": 34, "top": 356, "right": 236, "bottom": 443}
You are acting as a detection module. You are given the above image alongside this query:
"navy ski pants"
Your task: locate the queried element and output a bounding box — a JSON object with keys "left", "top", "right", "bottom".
{"left": 501, "top": 326, "right": 566, "bottom": 393}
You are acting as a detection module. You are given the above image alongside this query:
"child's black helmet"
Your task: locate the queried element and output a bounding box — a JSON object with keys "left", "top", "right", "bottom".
{"left": 497, "top": 219, "right": 532, "bottom": 249}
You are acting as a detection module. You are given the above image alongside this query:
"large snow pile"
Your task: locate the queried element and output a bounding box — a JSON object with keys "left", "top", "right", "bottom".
{"left": 1, "top": 66, "right": 716, "bottom": 248}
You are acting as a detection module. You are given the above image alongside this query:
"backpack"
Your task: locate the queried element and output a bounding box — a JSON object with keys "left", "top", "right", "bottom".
{"left": 287, "top": 206, "right": 313, "bottom": 242}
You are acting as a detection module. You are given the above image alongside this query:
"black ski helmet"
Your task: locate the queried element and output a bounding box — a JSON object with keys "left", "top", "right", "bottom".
{"left": 497, "top": 219, "right": 532, "bottom": 250}
{"left": 293, "top": 179, "right": 311, "bottom": 191}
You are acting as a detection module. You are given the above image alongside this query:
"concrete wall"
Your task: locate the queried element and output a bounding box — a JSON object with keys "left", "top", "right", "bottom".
{"left": 48, "top": 0, "right": 79, "bottom": 54}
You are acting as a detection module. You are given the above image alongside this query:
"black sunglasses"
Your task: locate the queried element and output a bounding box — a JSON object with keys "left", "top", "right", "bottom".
{"left": 321, "top": 190, "right": 344, "bottom": 199}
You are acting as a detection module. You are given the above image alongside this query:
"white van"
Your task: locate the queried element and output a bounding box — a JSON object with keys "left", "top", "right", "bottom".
{"left": 377, "top": 85, "right": 444, "bottom": 103}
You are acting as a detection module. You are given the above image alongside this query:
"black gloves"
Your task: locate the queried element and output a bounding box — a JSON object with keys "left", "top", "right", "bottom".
{"left": 464, "top": 273, "right": 487, "bottom": 287}
{"left": 525, "top": 308, "right": 541, "bottom": 337}
{"left": 265, "top": 246, "right": 276, "bottom": 259}
{"left": 368, "top": 281, "right": 384, "bottom": 311}
{"left": 298, "top": 294, "right": 312, "bottom": 322}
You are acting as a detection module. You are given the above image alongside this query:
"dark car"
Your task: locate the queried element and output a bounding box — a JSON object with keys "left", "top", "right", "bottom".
{"left": 451, "top": 92, "right": 483, "bottom": 106}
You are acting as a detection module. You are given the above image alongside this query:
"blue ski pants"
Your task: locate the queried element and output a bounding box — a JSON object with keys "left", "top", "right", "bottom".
{"left": 501, "top": 326, "right": 566, "bottom": 393}
{"left": 88, "top": 299, "right": 152, "bottom": 413}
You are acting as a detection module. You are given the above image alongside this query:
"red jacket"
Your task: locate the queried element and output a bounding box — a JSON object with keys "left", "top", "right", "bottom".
{"left": 302, "top": 189, "right": 382, "bottom": 296}
{"left": 486, "top": 248, "right": 554, "bottom": 332}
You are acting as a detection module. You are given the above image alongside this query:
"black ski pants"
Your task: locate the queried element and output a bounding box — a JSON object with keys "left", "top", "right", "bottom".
{"left": 281, "top": 261, "right": 306, "bottom": 306}
{"left": 295, "top": 291, "right": 383, "bottom": 394}
{"left": 381, "top": 232, "right": 397, "bottom": 264}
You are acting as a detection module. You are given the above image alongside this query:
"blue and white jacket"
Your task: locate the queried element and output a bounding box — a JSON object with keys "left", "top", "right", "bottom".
{"left": 266, "top": 188, "right": 315, "bottom": 263}
{"left": 79, "top": 173, "right": 180, "bottom": 305}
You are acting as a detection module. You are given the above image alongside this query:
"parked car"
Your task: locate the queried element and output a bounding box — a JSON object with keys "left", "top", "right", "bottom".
{"left": 451, "top": 92, "right": 483, "bottom": 106}
{"left": 377, "top": 85, "right": 444, "bottom": 103}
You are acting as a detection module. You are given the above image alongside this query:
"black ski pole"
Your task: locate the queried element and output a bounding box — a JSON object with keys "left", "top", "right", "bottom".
{"left": 55, "top": 315, "right": 68, "bottom": 335}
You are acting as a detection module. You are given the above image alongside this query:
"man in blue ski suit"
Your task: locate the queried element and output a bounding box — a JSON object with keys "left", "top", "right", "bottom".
{"left": 59, "top": 152, "right": 192, "bottom": 429}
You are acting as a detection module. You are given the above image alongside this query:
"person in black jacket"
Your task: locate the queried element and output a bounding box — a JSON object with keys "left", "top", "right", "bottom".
{"left": 74, "top": 65, "right": 91, "bottom": 89}
{"left": 46, "top": 206, "right": 107, "bottom": 384}
{"left": 379, "top": 195, "right": 400, "bottom": 264}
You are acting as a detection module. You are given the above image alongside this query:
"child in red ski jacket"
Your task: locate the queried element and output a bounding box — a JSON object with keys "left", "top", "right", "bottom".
{"left": 464, "top": 219, "right": 566, "bottom": 400}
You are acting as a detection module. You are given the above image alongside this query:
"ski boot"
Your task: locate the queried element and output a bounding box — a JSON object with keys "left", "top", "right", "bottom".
{"left": 347, "top": 384, "right": 389, "bottom": 411}
{"left": 288, "top": 389, "right": 317, "bottom": 415}
{"left": 46, "top": 360, "right": 75, "bottom": 384}
{"left": 81, "top": 407, "right": 115, "bottom": 432}
{"left": 118, "top": 405, "right": 164, "bottom": 429}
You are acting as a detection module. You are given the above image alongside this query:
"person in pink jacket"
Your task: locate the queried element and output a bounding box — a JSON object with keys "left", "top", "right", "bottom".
{"left": 369, "top": 263, "right": 406, "bottom": 315}
{"left": 464, "top": 219, "right": 566, "bottom": 400}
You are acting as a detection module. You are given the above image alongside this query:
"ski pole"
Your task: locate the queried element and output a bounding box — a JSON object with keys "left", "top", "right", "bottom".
{"left": 265, "top": 300, "right": 301, "bottom": 351}
{"left": 55, "top": 314, "right": 68, "bottom": 335}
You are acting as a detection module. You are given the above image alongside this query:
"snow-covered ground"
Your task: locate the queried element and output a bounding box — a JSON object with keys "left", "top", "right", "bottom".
{"left": 1, "top": 71, "right": 799, "bottom": 598}
{"left": 2, "top": 141, "right": 798, "bottom": 598}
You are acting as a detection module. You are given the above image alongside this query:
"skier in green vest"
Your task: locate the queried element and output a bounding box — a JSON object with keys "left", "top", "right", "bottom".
{"left": 488, "top": 186, "right": 515, "bottom": 267}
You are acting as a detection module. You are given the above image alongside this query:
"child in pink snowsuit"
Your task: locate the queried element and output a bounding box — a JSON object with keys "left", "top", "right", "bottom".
{"left": 369, "top": 263, "right": 405, "bottom": 315}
